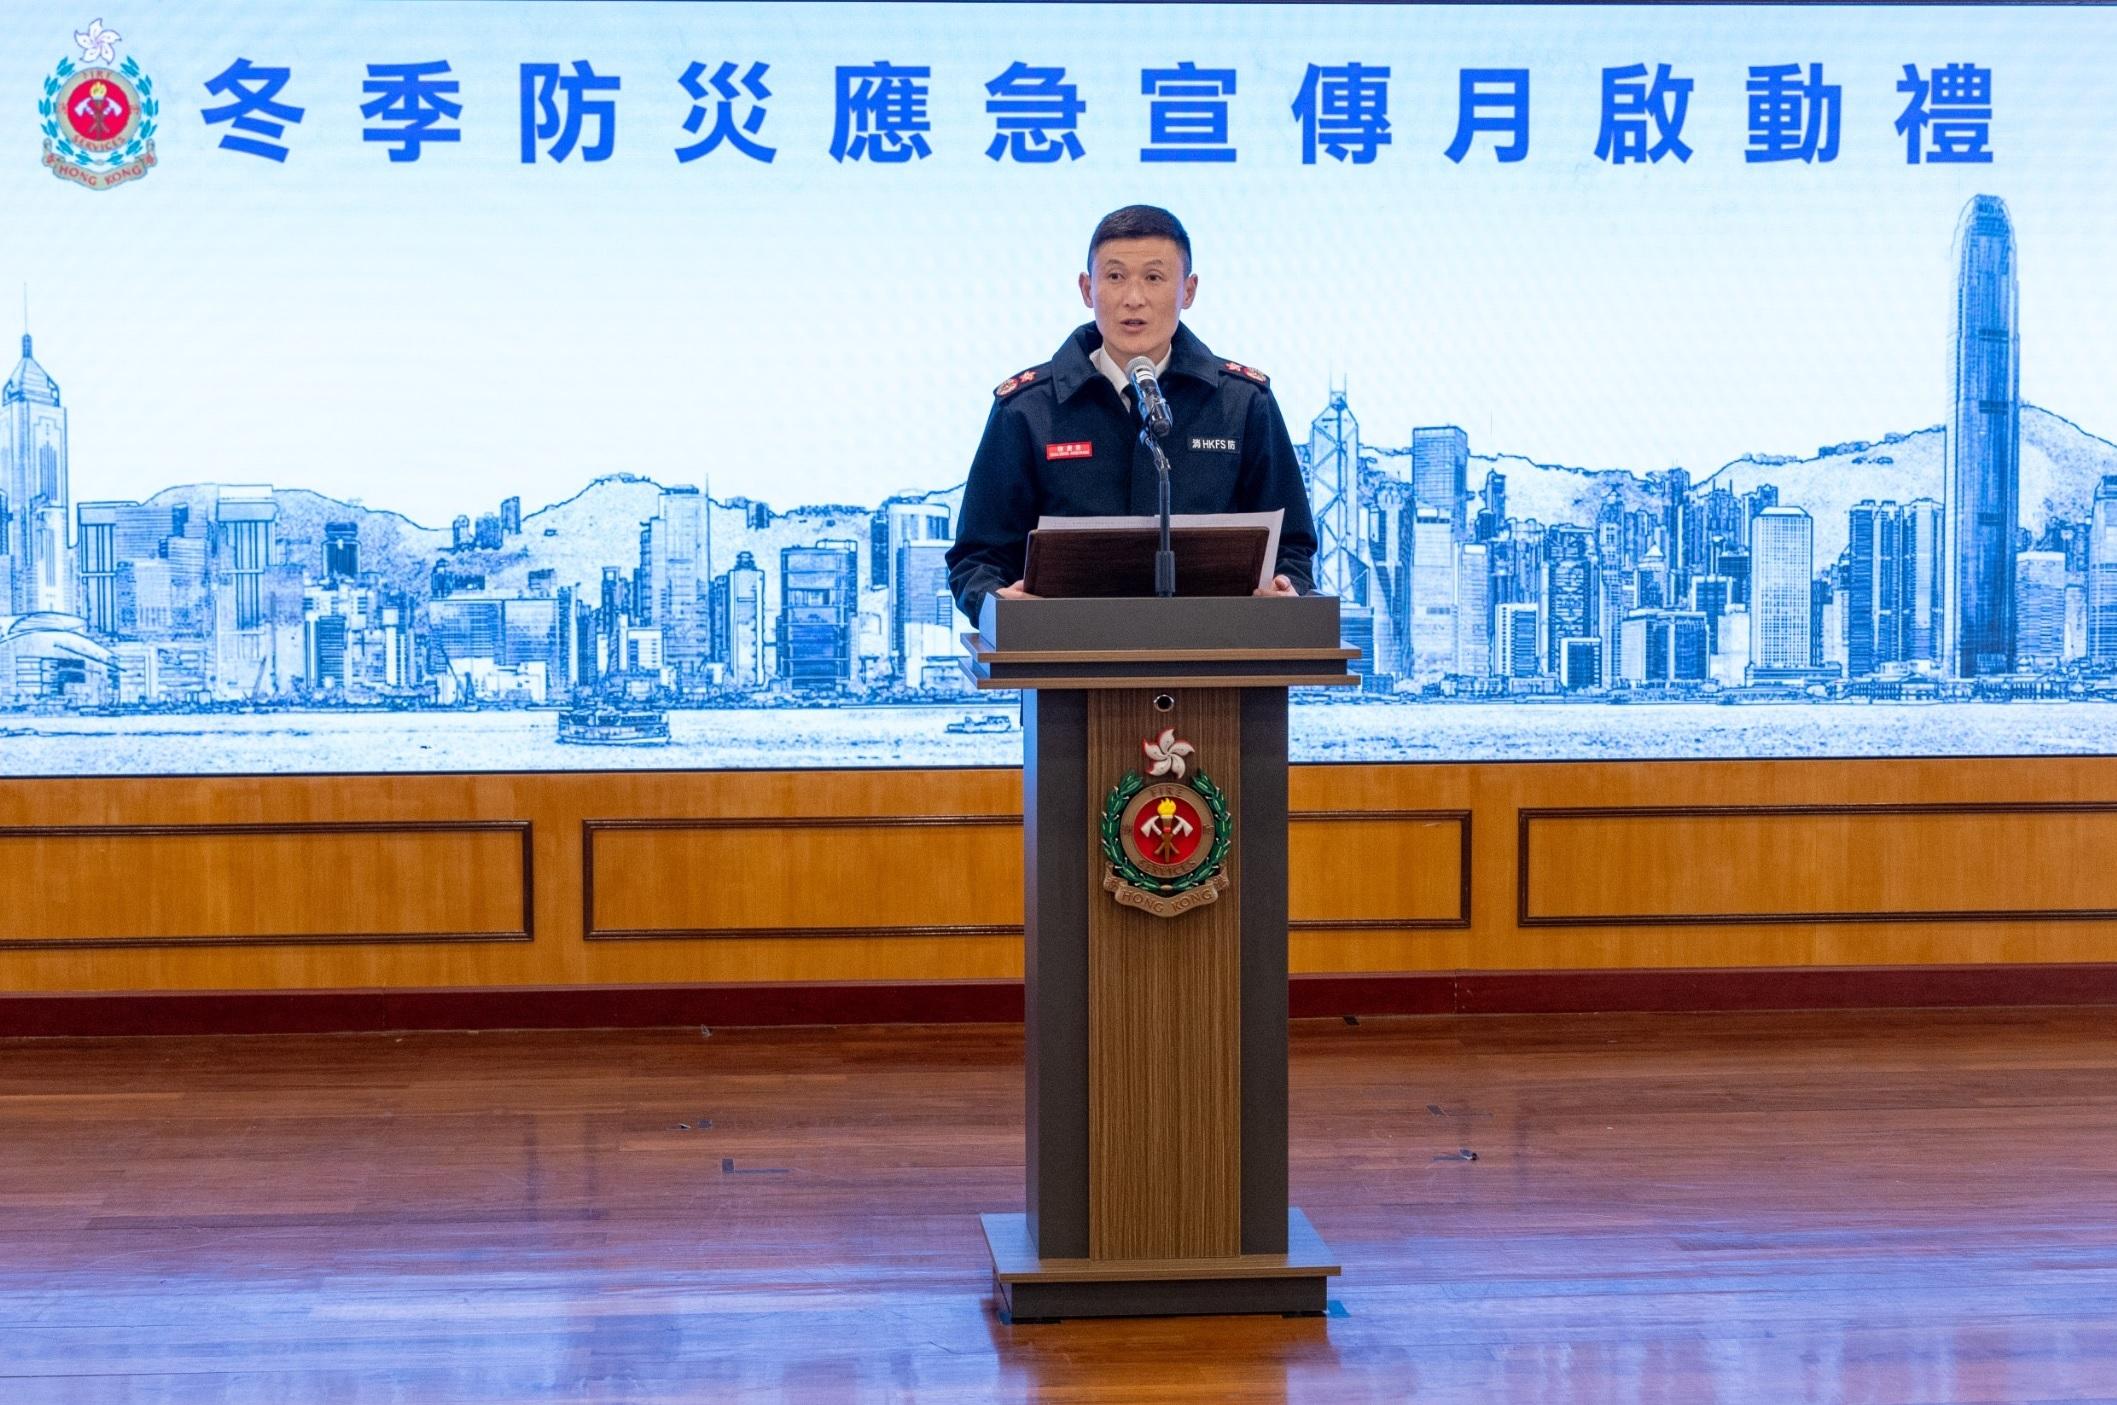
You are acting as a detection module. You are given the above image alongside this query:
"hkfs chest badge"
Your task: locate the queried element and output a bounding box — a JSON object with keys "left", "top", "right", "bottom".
{"left": 39, "top": 20, "right": 159, "bottom": 191}
{"left": 1101, "top": 728, "right": 1233, "bottom": 919}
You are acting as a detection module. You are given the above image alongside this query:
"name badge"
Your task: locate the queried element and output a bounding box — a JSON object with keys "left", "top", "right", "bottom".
{"left": 1045, "top": 441, "right": 1093, "bottom": 461}
{"left": 1189, "top": 436, "right": 1238, "bottom": 453}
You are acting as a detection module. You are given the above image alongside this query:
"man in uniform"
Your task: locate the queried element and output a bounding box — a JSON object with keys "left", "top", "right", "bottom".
{"left": 946, "top": 205, "right": 1318, "bottom": 625}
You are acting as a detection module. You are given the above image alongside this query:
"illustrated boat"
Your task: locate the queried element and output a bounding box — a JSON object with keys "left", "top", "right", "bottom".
{"left": 557, "top": 703, "right": 672, "bottom": 746}
{"left": 946, "top": 712, "right": 1017, "bottom": 735}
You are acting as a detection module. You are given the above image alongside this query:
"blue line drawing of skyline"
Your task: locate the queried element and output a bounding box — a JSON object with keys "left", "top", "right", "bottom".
{"left": 8, "top": 187, "right": 2117, "bottom": 751}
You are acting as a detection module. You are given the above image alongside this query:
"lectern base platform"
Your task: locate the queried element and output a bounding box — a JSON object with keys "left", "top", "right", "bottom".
{"left": 981, "top": 1209, "right": 1339, "bottom": 1321}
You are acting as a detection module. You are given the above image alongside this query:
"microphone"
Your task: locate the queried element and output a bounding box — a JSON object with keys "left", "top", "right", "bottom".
{"left": 1126, "top": 356, "right": 1173, "bottom": 438}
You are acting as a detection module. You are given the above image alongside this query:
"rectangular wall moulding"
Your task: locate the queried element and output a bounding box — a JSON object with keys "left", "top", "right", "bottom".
{"left": 0, "top": 822, "right": 533, "bottom": 949}
{"left": 1519, "top": 803, "right": 2117, "bottom": 927}
{"left": 583, "top": 816, "right": 1027, "bottom": 941}
{"left": 1287, "top": 810, "right": 1472, "bottom": 931}
{"left": 586, "top": 806, "right": 1472, "bottom": 942}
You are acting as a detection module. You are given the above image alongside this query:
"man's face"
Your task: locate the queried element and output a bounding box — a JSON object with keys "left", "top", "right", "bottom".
{"left": 1078, "top": 237, "right": 1197, "bottom": 366}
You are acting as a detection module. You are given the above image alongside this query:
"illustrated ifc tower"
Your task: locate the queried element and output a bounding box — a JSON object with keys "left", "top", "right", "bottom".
{"left": 1944, "top": 193, "right": 2020, "bottom": 679}
{"left": 965, "top": 588, "right": 1355, "bottom": 1319}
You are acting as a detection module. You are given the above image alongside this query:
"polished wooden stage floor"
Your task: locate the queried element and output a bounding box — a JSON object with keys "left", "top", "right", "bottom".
{"left": 4, "top": 1007, "right": 2116, "bottom": 1403}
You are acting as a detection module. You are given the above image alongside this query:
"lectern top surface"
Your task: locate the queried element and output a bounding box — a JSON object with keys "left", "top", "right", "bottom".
{"left": 977, "top": 595, "right": 1345, "bottom": 655}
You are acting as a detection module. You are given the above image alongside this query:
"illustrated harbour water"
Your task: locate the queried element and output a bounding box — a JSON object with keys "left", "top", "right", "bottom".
{"left": 2, "top": 699, "right": 2111, "bottom": 777}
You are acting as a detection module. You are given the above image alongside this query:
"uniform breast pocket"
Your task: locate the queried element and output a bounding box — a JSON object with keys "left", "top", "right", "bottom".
{"left": 1043, "top": 455, "right": 1127, "bottom": 516}
{"left": 1175, "top": 436, "right": 1241, "bottom": 509}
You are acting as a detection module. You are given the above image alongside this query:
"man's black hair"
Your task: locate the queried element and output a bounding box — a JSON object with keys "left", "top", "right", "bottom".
{"left": 1086, "top": 205, "right": 1192, "bottom": 275}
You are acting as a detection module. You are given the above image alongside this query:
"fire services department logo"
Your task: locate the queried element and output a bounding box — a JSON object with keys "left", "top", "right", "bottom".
{"left": 1100, "top": 728, "right": 1233, "bottom": 919}
{"left": 39, "top": 20, "right": 159, "bottom": 191}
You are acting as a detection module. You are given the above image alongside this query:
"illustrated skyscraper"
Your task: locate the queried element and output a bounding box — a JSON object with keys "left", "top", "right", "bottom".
{"left": 641, "top": 487, "right": 708, "bottom": 681}
{"left": 1844, "top": 501, "right": 1888, "bottom": 677}
{"left": 1619, "top": 611, "right": 1708, "bottom": 684}
{"left": 1454, "top": 542, "right": 1491, "bottom": 676}
{"left": 1495, "top": 602, "right": 1540, "bottom": 677}
{"left": 1364, "top": 475, "right": 1414, "bottom": 679}
{"left": 1410, "top": 505, "right": 1454, "bottom": 677}
{"left": 1846, "top": 499, "right": 1945, "bottom": 676}
{"left": 427, "top": 590, "right": 561, "bottom": 701}
{"left": 778, "top": 540, "right": 858, "bottom": 691}
{"left": 1543, "top": 527, "right": 1597, "bottom": 673}
{"left": 1307, "top": 389, "right": 1373, "bottom": 669}
{"left": 1476, "top": 471, "right": 1506, "bottom": 542}
{"left": 2089, "top": 477, "right": 2117, "bottom": 665}
{"left": 1411, "top": 426, "right": 1469, "bottom": 539}
{"left": 3, "top": 333, "right": 72, "bottom": 615}
{"left": 303, "top": 578, "right": 413, "bottom": 698}
{"left": 324, "top": 522, "right": 360, "bottom": 582}
{"left": 1943, "top": 194, "right": 2020, "bottom": 677}
{"left": 1307, "top": 390, "right": 1364, "bottom": 602}
{"left": 1751, "top": 507, "right": 1814, "bottom": 672}
{"left": 893, "top": 539, "right": 954, "bottom": 682}
{"left": 1904, "top": 498, "right": 1943, "bottom": 662}
{"left": 211, "top": 485, "right": 300, "bottom": 698}
{"left": 2015, "top": 550, "right": 2066, "bottom": 668}
{"left": 878, "top": 499, "right": 950, "bottom": 666}
{"left": 76, "top": 503, "right": 119, "bottom": 635}
{"left": 1659, "top": 468, "right": 1693, "bottom": 577}
{"left": 710, "top": 549, "right": 768, "bottom": 689}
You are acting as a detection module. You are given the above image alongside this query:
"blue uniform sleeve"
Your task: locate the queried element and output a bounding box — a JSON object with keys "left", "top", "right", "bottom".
{"left": 947, "top": 395, "right": 1040, "bottom": 627}
{"left": 1242, "top": 388, "right": 1318, "bottom": 594}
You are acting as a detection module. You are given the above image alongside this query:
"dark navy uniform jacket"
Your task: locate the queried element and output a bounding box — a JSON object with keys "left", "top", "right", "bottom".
{"left": 946, "top": 322, "right": 1319, "bottom": 625}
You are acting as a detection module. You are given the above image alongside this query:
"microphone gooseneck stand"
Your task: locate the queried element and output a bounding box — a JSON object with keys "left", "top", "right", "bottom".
{"left": 1127, "top": 356, "right": 1178, "bottom": 598}
{"left": 1143, "top": 423, "right": 1176, "bottom": 598}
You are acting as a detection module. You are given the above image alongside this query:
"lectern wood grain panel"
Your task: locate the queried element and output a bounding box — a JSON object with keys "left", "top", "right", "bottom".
{"left": 972, "top": 595, "right": 1349, "bottom": 1320}
{"left": 1086, "top": 688, "right": 1241, "bottom": 1260}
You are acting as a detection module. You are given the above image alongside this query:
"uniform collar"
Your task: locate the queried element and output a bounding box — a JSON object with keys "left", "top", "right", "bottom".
{"left": 1089, "top": 344, "right": 1167, "bottom": 400}
{"left": 1053, "top": 322, "right": 1222, "bottom": 402}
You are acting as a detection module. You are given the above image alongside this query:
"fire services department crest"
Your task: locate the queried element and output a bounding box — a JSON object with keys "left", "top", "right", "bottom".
{"left": 1100, "top": 728, "right": 1233, "bottom": 919}
{"left": 39, "top": 20, "right": 159, "bottom": 191}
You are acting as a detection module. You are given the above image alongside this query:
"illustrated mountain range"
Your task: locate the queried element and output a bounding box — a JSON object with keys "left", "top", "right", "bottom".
{"left": 136, "top": 404, "right": 2117, "bottom": 606}
{"left": 1491, "top": 406, "right": 2117, "bottom": 567}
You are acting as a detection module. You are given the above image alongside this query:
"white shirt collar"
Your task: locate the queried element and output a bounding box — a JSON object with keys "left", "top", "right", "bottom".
{"left": 1090, "top": 344, "right": 1171, "bottom": 402}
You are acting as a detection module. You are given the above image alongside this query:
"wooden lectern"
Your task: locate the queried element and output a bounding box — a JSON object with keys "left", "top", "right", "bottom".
{"left": 965, "top": 595, "right": 1357, "bottom": 1320}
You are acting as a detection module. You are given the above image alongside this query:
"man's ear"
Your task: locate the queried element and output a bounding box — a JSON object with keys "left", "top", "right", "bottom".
{"left": 1180, "top": 273, "right": 1198, "bottom": 311}
{"left": 1078, "top": 271, "right": 1094, "bottom": 308}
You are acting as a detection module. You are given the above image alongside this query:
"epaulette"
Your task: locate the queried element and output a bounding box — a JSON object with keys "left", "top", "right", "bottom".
{"left": 994, "top": 366, "right": 1047, "bottom": 399}
{"left": 1221, "top": 360, "right": 1270, "bottom": 388}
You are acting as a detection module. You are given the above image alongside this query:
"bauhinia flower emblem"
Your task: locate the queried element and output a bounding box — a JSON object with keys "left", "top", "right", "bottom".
{"left": 1142, "top": 728, "right": 1194, "bottom": 779}
{"left": 74, "top": 18, "right": 119, "bottom": 65}
{"left": 1104, "top": 727, "right": 1231, "bottom": 920}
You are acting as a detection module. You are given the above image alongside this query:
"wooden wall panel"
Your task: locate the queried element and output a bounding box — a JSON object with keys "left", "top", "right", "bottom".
{"left": 1, "top": 753, "right": 2114, "bottom": 997}
{"left": 1521, "top": 804, "right": 2117, "bottom": 926}
{"left": 0, "top": 823, "right": 529, "bottom": 949}
{"left": 1288, "top": 811, "right": 1470, "bottom": 930}
{"left": 585, "top": 816, "right": 1021, "bottom": 940}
